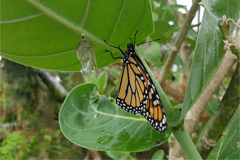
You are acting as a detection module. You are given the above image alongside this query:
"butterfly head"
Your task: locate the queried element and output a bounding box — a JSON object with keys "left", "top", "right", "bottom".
{"left": 127, "top": 43, "right": 135, "bottom": 52}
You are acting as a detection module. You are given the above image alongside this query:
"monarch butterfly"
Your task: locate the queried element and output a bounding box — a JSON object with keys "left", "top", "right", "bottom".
{"left": 103, "top": 30, "right": 167, "bottom": 133}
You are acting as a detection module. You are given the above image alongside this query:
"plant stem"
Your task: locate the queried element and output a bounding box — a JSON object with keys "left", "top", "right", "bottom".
{"left": 173, "top": 126, "right": 203, "bottom": 160}
{"left": 159, "top": 0, "right": 201, "bottom": 85}
{"left": 197, "top": 61, "right": 240, "bottom": 159}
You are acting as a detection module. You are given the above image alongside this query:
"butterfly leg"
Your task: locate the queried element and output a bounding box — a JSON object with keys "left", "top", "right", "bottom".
{"left": 103, "top": 40, "right": 125, "bottom": 55}
{"left": 105, "top": 50, "right": 123, "bottom": 59}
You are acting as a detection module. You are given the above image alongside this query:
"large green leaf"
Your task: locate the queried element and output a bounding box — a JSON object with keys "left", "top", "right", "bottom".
{"left": 179, "top": 0, "right": 240, "bottom": 123}
{"left": 59, "top": 83, "right": 171, "bottom": 152}
{"left": 207, "top": 106, "right": 240, "bottom": 159}
{"left": 0, "top": 0, "right": 154, "bottom": 71}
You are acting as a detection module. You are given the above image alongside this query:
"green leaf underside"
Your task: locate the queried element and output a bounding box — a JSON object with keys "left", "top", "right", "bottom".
{"left": 151, "top": 149, "right": 164, "bottom": 160}
{"left": 107, "top": 151, "right": 130, "bottom": 160}
{"left": 207, "top": 106, "right": 240, "bottom": 160}
{"left": 150, "top": 20, "right": 174, "bottom": 44}
{"left": 204, "top": 97, "right": 218, "bottom": 116}
{"left": 162, "top": 4, "right": 186, "bottom": 10}
{"left": 180, "top": 0, "right": 240, "bottom": 124}
{"left": 59, "top": 83, "right": 171, "bottom": 152}
{"left": 1, "top": 0, "right": 154, "bottom": 71}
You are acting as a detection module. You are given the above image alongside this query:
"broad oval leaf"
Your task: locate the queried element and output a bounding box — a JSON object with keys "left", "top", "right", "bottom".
{"left": 0, "top": 0, "right": 154, "bottom": 71}
{"left": 207, "top": 106, "right": 240, "bottom": 160}
{"left": 179, "top": 0, "right": 240, "bottom": 123}
{"left": 59, "top": 83, "right": 171, "bottom": 152}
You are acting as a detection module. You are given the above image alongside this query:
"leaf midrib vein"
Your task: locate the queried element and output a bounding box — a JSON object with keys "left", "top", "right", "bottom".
{"left": 109, "top": 0, "right": 127, "bottom": 42}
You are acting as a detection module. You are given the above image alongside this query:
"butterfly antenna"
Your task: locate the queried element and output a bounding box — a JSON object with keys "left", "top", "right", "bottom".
{"left": 136, "top": 39, "right": 161, "bottom": 46}
{"left": 134, "top": 30, "right": 138, "bottom": 45}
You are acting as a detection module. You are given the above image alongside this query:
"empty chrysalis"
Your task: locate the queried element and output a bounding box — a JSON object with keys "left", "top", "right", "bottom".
{"left": 76, "top": 34, "right": 98, "bottom": 76}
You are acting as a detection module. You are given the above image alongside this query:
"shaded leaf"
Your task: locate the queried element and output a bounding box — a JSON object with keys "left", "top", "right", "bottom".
{"left": 207, "top": 106, "right": 240, "bottom": 159}
{"left": 162, "top": 4, "right": 187, "bottom": 11}
{"left": 98, "top": 72, "right": 108, "bottom": 94}
{"left": 84, "top": 72, "right": 108, "bottom": 95}
{"left": 59, "top": 83, "right": 171, "bottom": 152}
{"left": 204, "top": 97, "right": 218, "bottom": 116}
{"left": 179, "top": 0, "right": 240, "bottom": 124}
{"left": 151, "top": 149, "right": 164, "bottom": 160}
{"left": 107, "top": 152, "right": 134, "bottom": 160}
{"left": 150, "top": 20, "right": 175, "bottom": 44}
{"left": 141, "top": 42, "right": 162, "bottom": 66}
{"left": 0, "top": 0, "right": 154, "bottom": 71}
{"left": 153, "top": 0, "right": 176, "bottom": 22}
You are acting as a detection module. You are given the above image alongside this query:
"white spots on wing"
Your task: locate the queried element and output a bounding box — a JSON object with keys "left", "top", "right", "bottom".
{"left": 153, "top": 100, "right": 160, "bottom": 106}
{"left": 162, "top": 118, "right": 166, "bottom": 124}
{"left": 146, "top": 112, "right": 149, "bottom": 116}
{"left": 150, "top": 88, "right": 154, "bottom": 94}
{"left": 152, "top": 85, "right": 155, "bottom": 90}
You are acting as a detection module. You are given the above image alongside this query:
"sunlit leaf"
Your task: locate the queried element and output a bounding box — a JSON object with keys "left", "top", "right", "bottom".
{"left": 0, "top": 0, "right": 154, "bottom": 71}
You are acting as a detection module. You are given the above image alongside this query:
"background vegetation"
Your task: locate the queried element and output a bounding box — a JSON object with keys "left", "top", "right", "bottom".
{"left": 1, "top": 0, "right": 239, "bottom": 159}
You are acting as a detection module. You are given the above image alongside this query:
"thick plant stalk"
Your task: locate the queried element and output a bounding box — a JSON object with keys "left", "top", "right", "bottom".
{"left": 197, "top": 61, "right": 240, "bottom": 159}
{"left": 169, "top": 51, "right": 237, "bottom": 159}
{"left": 185, "top": 51, "right": 237, "bottom": 137}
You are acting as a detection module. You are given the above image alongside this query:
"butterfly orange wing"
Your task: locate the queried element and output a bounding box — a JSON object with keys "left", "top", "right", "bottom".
{"left": 116, "top": 57, "right": 148, "bottom": 114}
{"left": 116, "top": 51, "right": 167, "bottom": 133}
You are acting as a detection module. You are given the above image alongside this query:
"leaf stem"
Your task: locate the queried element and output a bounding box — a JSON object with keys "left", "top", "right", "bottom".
{"left": 172, "top": 126, "right": 203, "bottom": 160}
